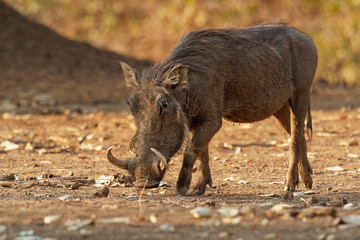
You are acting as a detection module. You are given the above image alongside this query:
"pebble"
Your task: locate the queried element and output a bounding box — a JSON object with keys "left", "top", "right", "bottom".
{"left": 330, "top": 198, "right": 347, "bottom": 207}
{"left": 94, "top": 187, "right": 109, "bottom": 198}
{"left": 0, "top": 141, "right": 19, "bottom": 151}
{"left": 271, "top": 204, "right": 293, "bottom": 212}
{"left": 44, "top": 215, "right": 61, "bottom": 224}
{"left": 217, "top": 207, "right": 239, "bottom": 217}
{"left": 293, "top": 191, "right": 305, "bottom": 197}
{"left": 67, "top": 219, "right": 93, "bottom": 231}
{"left": 57, "top": 195, "right": 70, "bottom": 201}
{"left": 341, "top": 215, "right": 360, "bottom": 225}
{"left": 190, "top": 207, "right": 212, "bottom": 218}
{"left": 306, "top": 196, "right": 319, "bottom": 206}
{"left": 13, "top": 237, "right": 42, "bottom": 240}
{"left": 348, "top": 137, "right": 358, "bottom": 146}
{"left": 343, "top": 203, "right": 354, "bottom": 210}
{"left": 69, "top": 183, "right": 81, "bottom": 190}
{"left": 158, "top": 224, "right": 175, "bottom": 232}
{"left": 97, "top": 217, "right": 130, "bottom": 224}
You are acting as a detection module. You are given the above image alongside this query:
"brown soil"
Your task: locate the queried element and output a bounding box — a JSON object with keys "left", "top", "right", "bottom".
{"left": 1, "top": 106, "right": 360, "bottom": 239}
{"left": 0, "top": 1, "right": 151, "bottom": 112}
{"left": 1, "top": 2, "right": 360, "bottom": 240}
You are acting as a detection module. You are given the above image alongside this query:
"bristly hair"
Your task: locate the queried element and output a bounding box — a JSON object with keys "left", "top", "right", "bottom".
{"left": 141, "top": 24, "right": 290, "bottom": 86}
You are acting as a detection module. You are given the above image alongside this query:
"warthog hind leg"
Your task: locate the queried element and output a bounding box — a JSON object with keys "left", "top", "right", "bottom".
{"left": 284, "top": 92, "right": 313, "bottom": 191}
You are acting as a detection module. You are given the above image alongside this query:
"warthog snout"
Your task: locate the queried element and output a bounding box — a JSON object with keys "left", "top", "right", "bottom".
{"left": 106, "top": 146, "right": 169, "bottom": 188}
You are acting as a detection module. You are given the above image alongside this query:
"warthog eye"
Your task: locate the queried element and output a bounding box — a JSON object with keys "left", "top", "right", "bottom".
{"left": 158, "top": 97, "right": 169, "bottom": 115}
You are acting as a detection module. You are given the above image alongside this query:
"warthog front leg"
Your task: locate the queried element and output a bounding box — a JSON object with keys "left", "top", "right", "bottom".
{"left": 177, "top": 119, "right": 221, "bottom": 196}
{"left": 285, "top": 93, "right": 313, "bottom": 192}
{"left": 191, "top": 146, "right": 212, "bottom": 195}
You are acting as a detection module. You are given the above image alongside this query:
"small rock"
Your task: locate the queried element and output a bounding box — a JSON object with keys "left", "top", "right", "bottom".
{"left": 343, "top": 203, "right": 354, "bottom": 210}
{"left": 13, "top": 236, "right": 42, "bottom": 240}
{"left": 326, "top": 234, "right": 336, "bottom": 240}
{"left": 304, "top": 190, "right": 318, "bottom": 195}
{"left": 0, "top": 173, "right": 15, "bottom": 181}
{"left": 348, "top": 137, "right": 358, "bottom": 147}
{"left": 0, "top": 141, "right": 19, "bottom": 151}
{"left": 261, "top": 218, "right": 269, "bottom": 226}
{"left": 339, "top": 141, "right": 348, "bottom": 147}
{"left": 69, "top": 183, "right": 81, "bottom": 190}
{"left": 218, "top": 231, "right": 232, "bottom": 238}
{"left": 38, "top": 149, "right": 47, "bottom": 155}
{"left": 18, "top": 230, "right": 34, "bottom": 236}
{"left": 271, "top": 204, "right": 293, "bottom": 212}
{"left": 217, "top": 207, "right": 239, "bottom": 217}
{"left": 25, "top": 143, "right": 34, "bottom": 151}
{"left": 306, "top": 196, "right": 319, "bottom": 206}
{"left": 94, "top": 187, "right": 109, "bottom": 198}
{"left": 223, "top": 142, "right": 233, "bottom": 149}
{"left": 97, "top": 217, "right": 130, "bottom": 224}
{"left": 330, "top": 198, "right": 347, "bottom": 207}
{"left": 221, "top": 216, "right": 242, "bottom": 225}
{"left": 265, "top": 233, "right": 278, "bottom": 239}
{"left": 293, "top": 191, "right": 305, "bottom": 197}
{"left": 341, "top": 215, "right": 360, "bottom": 226}
{"left": 44, "top": 215, "right": 61, "bottom": 224}
{"left": 158, "top": 224, "right": 175, "bottom": 232}
{"left": 282, "top": 191, "right": 293, "bottom": 201}
{"left": 0, "top": 225, "right": 6, "bottom": 233}
{"left": 190, "top": 207, "right": 212, "bottom": 218}
{"left": 67, "top": 219, "right": 93, "bottom": 231}
{"left": 149, "top": 214, "right": 157, "bottom": 223}
{"left": 237, "top": 180, "right": 249, "bottom": 184}
{"left": 57, "top": 195, "right": 70, "bottom": 201}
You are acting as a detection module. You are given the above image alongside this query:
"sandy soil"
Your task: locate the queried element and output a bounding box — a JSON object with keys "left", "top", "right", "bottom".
{"left": 1, "top": 101, "right": 360, "bottom": 239}
{"left": 1, "top": 2, "right": 360, "bottom": 239}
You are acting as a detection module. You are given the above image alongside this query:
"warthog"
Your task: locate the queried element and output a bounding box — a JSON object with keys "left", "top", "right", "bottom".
{"left": 107, "top": 23, "right": 318, "bottom": 195}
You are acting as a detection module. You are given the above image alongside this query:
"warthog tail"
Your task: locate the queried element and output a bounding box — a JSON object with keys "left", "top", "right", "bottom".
{"left": 306, "top": 103, "right": 313, "bottom": 141}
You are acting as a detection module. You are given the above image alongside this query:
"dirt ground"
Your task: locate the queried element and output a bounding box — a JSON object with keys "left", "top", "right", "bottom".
{"left": 1, "top": 88, "right": 360, "bottom": 239}
{"left": 1, "top": 2, "right": 360, "bottom": 239}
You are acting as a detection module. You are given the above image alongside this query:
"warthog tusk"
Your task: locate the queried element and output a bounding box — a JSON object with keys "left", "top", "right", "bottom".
{"left": 151, "top": 148, "right": 168, "bottom": 171}
{"left": 106, "top": 146, "right": 129, "bottom": 169}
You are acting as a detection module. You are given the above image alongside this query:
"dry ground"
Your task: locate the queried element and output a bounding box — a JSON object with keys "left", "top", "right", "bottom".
{"left": 1, "top": 90, "right": 360, "bottom": 239}
{"left": 1, "top": 2, "right": 360, "bottom": 239}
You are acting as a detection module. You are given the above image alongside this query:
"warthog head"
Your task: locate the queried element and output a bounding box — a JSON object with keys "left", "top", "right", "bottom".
{"left": 107, "top": 62, "right": 189, "bottom": 188}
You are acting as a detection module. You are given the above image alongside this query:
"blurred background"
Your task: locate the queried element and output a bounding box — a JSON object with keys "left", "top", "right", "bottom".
{"left": 1, "top": 0, "right": 359, "bottom": 113}
{"left": 6, "top": 0, "right": 360, "bottom": 86}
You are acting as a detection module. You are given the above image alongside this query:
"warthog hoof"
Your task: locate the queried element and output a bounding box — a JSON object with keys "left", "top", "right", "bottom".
{"left": 191, "top": 189, "right": 205, "bottom": 196}
{"left": 176, "top": 187, "right": 189, "bottom": 196}
{"left": 283, "top": 185, "right": 296, "bottom": 192}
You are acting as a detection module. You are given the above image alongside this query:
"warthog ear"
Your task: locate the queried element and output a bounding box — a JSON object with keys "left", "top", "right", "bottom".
{"left": 164, "top": 64, "right": 188, "bottom": 91}
{"left": 120, "top": 61, "right": 139, "bottom": 88}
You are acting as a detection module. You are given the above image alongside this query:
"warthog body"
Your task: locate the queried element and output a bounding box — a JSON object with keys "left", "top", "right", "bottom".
{"left": 107, "top": 23, "right": 318, "bottom": 195}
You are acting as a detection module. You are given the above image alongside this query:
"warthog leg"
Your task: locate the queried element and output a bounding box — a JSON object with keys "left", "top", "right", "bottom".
{"left": 191, "top": 146, "right": 212, "bottom": 195}
{"left": 177, "top": 118, "right": 222, "bottom": 196}
{"left": 284, "top": 92, "right": 313, "bottom": 191}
